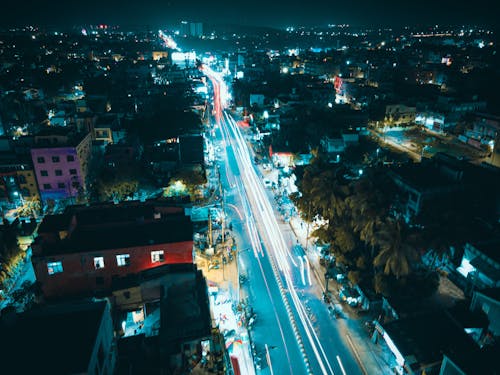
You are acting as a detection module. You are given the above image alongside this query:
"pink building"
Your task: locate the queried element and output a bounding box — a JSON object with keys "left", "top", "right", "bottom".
{"left": 30, "top": 129, "right": 92, "bottom": 202}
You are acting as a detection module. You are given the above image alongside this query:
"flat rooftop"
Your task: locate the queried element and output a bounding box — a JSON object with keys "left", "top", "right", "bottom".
{"left": 38, "top": 216, "right": 193, "bottom": 256}
{"left": 383, "top": 311, "right": 481, "bottom": 373}
{"left": 0, "top": 300, "right": 106, "bottom": 374}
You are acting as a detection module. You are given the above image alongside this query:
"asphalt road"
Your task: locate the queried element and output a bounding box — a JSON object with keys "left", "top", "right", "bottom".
{"left": 203, "top": 65, "right": 364, "bottom": 375}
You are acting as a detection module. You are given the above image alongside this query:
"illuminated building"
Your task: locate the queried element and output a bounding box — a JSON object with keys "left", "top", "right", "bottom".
{"left": 31, "top": 201, "right": 194, "bottom": 298}
{"left": 30, "top": 129, "right": 92, "bottom": 202}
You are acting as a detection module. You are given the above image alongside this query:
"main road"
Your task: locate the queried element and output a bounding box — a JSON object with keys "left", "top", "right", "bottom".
{"left": 203, "top": 65, "right": 365, "bottom": 375}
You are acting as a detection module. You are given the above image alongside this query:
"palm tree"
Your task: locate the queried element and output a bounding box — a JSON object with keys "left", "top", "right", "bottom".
{"left": 373, "top": 218, "right": 420, "bottom": 279}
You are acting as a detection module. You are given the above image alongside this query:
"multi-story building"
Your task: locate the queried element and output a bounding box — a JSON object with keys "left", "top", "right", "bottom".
{"left": 31, "top": 201, "right": 194, "bottom": 298}
{"left": 385, "top": 104, "right": 416, "bottom": 126}
{"left": 1, "top": 300, "right": 116, "bottom": 375}
{"left": 30, "top": 129, "right": 92, "bottom": 202}
{"left": 0, "top": 161, "right": 39, "bottom": 206}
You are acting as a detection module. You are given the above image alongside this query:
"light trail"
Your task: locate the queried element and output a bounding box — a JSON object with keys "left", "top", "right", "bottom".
{"left": 226, "top": 203, "right": 244, "bottom": 220}
{"left": 204, "top": 65, "right": 341, "bottom": 375}
{"left": 222, "top": 109, "right": 335, "bottom": 375}
{"left": 303, "top": 255, "right": 313, "bottom": 286}
{"left": 336, "top": 356, "right": 347, "bottom": 375}
{"left": 298, "top": 256, "right": 306, "bottom": 286}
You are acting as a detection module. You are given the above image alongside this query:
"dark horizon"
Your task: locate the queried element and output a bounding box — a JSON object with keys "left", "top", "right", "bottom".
{"left": 1, "top": 0, "right": 498, "bottom": 30}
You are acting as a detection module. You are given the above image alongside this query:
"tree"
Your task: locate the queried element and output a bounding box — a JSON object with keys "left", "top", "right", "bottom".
{"left": 373, "top": 218, "right": 421, "bottom": 279}
{"left": 96, "top": 165, "right": 141, "bottom": 202}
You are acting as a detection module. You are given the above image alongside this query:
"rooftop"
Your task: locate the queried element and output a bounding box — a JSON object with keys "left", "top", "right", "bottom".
{"left": 382, "top": 311, "right": 482, "bottom": 374}
{"left": 469, "top": 239, "right": 500, "bottom": 264}
{"left": 475, "top": 287, "right": 500, "bottom": 303}
{"left": 37, "top": 215, "right": 193, "bottom": 256}
{"left": 0, "top": 300, "right": 106, "bottom": 374}
{"left": 389, "top": 163, "right": 460, "bottom": 191}
{"left": 33, "top": 128, "right": 90, "bottom": 149}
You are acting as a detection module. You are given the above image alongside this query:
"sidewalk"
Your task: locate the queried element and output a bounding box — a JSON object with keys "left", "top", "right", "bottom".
{"left": 195, "top": 239, "right": 256, "bottom": 375}
{"left": 288, "top": 215, "right": 393, "bottom": 375}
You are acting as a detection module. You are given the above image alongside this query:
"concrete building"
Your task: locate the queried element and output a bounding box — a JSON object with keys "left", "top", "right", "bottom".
{"left": 30, "top": 129, "right": 92, "bottom": 202}
{"left": 0, "top": 161, "right": 39, "bottom": 206}
{"left": 457, "top": 240, "right": 500, "bottom": 293}
{"left": 471, "top": 288, "right": 500, "bottom": 338}
{"left": 385, "top": 104, "right": 416, "bottom": 126}
{"left": 373, "top": 311, "right": 487, "bottom": 375}
{"left": 115, "top": 264, "right": 214, "bottom": 374}
{"left": 180, "top": 21, "right": 203, "bottom": 38}
{"left": 0, "top": 300, "right": 116, "bottom": 375}
{"left": 31, "top": 201, "right": 194, "bottom": 298}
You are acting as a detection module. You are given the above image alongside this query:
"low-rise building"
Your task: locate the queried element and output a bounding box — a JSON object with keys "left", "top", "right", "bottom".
{"left": 0, "top": 300, "right": 116, "bottom": 375}
{"left": 471, "top": 287, "right": 500, "bottom": 338}
{"left": 373, "top": 311, "right": 488, "bottom": 375}
{"left": 31, "top": 201, "right": 194, "bottom": 298}
{"left": 457, "top": 240, "right": 500, "bottom": 293}
{"left": 385, "top": 104, "right": 416, "bottom": 126}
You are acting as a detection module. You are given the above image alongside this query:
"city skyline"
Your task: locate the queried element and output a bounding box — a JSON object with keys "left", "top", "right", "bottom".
{"left": 2, "top": 0, "right": 498, "bottom": 28}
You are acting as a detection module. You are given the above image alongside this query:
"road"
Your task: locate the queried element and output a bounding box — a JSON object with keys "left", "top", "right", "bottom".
{"left": 203, "top": 65, "right": 364, "bottom": 375}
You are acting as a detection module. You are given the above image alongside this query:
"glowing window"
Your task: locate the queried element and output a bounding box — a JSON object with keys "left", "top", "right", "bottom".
{"left": 151, "top": 250, "right": 165, "bottom": 263}
{"left": 116, "top": 254, "right": 130, "bottom": 267}
{"left": 47, "top": 261, "right": 63, "bottom": 275}
{"left": 94, "top": 257, "right": 105, "bottom": 269}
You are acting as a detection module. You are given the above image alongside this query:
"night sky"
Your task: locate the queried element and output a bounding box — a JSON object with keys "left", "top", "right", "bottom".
{"left": 2, "top": 0, "right": 498, "bottom": 28}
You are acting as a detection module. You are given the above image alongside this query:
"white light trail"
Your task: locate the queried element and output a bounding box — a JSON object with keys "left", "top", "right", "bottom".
{"left": 336, "top": 356, "right": 347, "bottom": 375}
{"left": 298, "top": 256, "right": 306, "bottom": 286}
{"left": 205, "top": 66, "right": 337, "bottom": 375}
{"left": 303, "top": 255, "right": 313, "bottom": 286}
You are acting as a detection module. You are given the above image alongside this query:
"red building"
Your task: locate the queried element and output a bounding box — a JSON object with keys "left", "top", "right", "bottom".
{"left": 31, "top": 201, "right": 194, "bottom": 298}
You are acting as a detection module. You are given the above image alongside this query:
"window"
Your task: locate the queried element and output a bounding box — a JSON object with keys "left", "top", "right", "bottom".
{"left": 67, "top": 155, "right": 75, "bottom": 162}
{"left": 18, "top": 175, "right": 26, "bottom": 184}
{"left": 40, "top": 170, "right": 48, "bottom": 177}
{"left": 72, "top": 181, "right": 80, "bottom": 188}
{"left": 151, "top": 250, "right": 165, "bottom": 263}
{"left": 52, "top": 156, "right": 60, "bottom": 163}
{"left": 47, "top": 261, "right": 63, "bottom": 275}
{"left": 57, "top": 183, "right": 65, "bottom": 189}
{"left": 37, "top": 157, "right": 45, "bottom": 163}
{"left": 69, "top": 169, "right": 77, "bottom": 175}
{"left": 43, "top": 183, "right": 52, "bottom": 189}
{"left": 55, "top": 169, "right": 63, "bottom": 176}
{"left": 94, "top": 257, "right": 104, "bottom": 269}
{"left": 116, "top": 254, "right": 130, "bottom": 266}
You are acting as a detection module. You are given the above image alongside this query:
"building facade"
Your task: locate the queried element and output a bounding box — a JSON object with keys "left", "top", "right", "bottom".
{"left": 31, "top": 202, "right": 194, "bottom": 298}
{"left": 30, "top": 131, "right": 92, "bottom": 202}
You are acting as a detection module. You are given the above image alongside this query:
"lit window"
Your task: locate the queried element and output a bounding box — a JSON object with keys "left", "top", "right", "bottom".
{"left": 116, "top": 254, "right": 130, "bottom": 266}
{"left": 47, "top": 261, "right": 63, "bottom": 275}
{"left": 94, "top": 257, "right": 104, "bottom": 269}
{"left": 151, "top": 250, "right": 165, "bottom": 263}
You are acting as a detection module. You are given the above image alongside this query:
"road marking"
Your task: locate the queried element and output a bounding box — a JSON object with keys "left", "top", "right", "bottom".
{"left": 336, "top": 355, "right": 347, "bottom": 375}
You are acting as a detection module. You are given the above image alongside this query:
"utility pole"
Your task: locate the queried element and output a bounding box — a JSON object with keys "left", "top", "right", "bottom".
{"left": 208, "top": 211, "right": 213, "bottom": 248}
